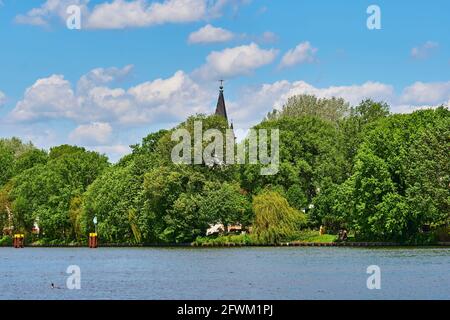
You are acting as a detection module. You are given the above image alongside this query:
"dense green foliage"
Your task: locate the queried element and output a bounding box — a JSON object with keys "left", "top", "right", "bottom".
{"left": 252, "top": 191, "right": 306, "bottom": 244}
{"left": 311, "top": 106, "right": 450, "bottom": 242}
{"left": 6, "top": 145, "right": 108, "bottom": 241}
{"left": 0, "top": 95, "right": 448, "bottom": 244}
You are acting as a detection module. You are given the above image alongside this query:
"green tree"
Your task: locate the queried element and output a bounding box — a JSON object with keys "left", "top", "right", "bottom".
{"left": 0, "top": 144, "right": 14, "bottom": 187}
{"left": 0, "top": 138, "right": 44, "bottom": 187}
{"left": 82, "top": 165, "right": 142, "bottom": 243}
{"left": 337, "top": 107, "right": 449, "bottom": 241}
{"left": 338, "top": 99, "right": 390, "bottom": 176}
{"left": 242, "top": 116, "right": 345, "bottom": 207}
{"left": 267, "top": 94, "right": 350, "bottom": 123}
{"left": 199, "top": 182, "right": 252, "bottom": 229}
{"left": 143, "top": 166, "right": 208, "bottom": 242}
{"left": 9, "top": 146, "right": 108, "bottom": 241}
{"left": 350, "top": 99, "right": 390, "bottom": 126}
{"left": 405, "top": 108, "right": 450, "bottom": 228}
{"left": 163, "top": 193, "right": 207, "bottom": 243}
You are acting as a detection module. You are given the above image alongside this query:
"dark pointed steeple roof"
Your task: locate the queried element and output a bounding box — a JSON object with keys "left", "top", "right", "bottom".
{"left": 215, "top": 81, "right": 228, "bottom": 121}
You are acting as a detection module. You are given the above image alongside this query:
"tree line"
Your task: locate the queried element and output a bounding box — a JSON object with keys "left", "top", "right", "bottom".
{"left": 0, "top": 95, "right": 448, "bottom": 245}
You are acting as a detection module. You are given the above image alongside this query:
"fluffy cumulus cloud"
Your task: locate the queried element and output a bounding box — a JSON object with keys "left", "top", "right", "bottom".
{"left": 188, "top": 24, "right": 234, "bottom": 44}
{"left": 279, "top": 41, "right": 318, "bottom": 68}
{"left": 193, "top": 43, "right": 278, "bottom": 80}
{"left": 69, "top": 122, "right": 113, "bottom": 145}
{"left": 10, "top": 66, "right": 449, "bottom": 131}
{"left": 10, "top": 75, "right": 78, "bottom": 121}
{"left": 6, "top": 65, "right": 216, "bottom": 161}
{"left": 77, "top": 64, "right": 134, "bottom": 92}
{"left": 15, "top": 0, "right": 247, "bottom": 29}
{"left": 125, "top": 70, "right": 212, "bottom": 123}
{"left": 9, "top": 66, "right": 213, "bottom": 126}
{"left": 87, "top": 0, "right": 207, "bottom": 29}
{"left": 400, "top": 81, "right": 450, "bottom": 105}
{"left": 411, "top": 41, "right": 439, "bottom": 59}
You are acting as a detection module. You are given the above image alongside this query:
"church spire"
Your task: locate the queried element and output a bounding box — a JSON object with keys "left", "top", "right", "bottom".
{"left": 215, "top": 80, "right": 228, "bottom": 121}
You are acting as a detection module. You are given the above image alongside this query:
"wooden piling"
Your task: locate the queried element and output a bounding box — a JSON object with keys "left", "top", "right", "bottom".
{"left": 89, "top": 233, "right": 98, "bottom": 248}
{"left": 13, "top": 234, "right": 24, "bottom": 248}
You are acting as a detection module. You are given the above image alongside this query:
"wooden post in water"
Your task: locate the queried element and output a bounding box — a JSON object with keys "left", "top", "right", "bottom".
{"left": 89, "top": 233, "right": 98, "bottom": 248}
{"left": 13, "top": 234, "right": 24, "bottom": 248}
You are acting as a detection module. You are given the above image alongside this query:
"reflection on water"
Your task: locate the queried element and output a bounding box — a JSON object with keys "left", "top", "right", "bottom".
{"left": 0, "top": 247, "right": 449, "bottom": 300}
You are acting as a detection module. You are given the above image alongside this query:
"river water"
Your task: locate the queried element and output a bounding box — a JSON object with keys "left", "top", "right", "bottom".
{"left": 0, "top": 247, "right": 449, "bottom": 300}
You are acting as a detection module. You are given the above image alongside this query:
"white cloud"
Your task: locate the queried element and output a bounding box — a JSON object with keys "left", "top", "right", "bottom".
{"left": 15, "top": 0, "right": 89, "bottom": 27}
{"left": 400, "top": 81, "right": 450, "bottom": 105}
{"left": 193, "top": 43, "right": 278, "bottom": 80}
{"left": 188, "top": 24, "right": 234, "bottom": 44}
{"left": 86, "top": 0, "right": 207, "bottom": 29}
{"left": 280, "top": 41, "right": 318, "bottom": 68}
{"left": 126, "top": 70, "right": 212, "bottom": 123}
{"left": 69, "top": 122, "right": 113, "bottom": 145}
{"left": 15, "top": 0, "right": 247, "bottom": 29}
{"left": 13, "top": 64, "right": 448, "bottom": 132}
{"left": 187, "top": 26, "right": 277, "bottom": 46}
{"left": 411, "top": 41, "right": 439, "bottom": 59}
{"left": 77, "top": 65, "right": 134, "bottom": 93}
{"left": 9, "top": 67, "right": 212, "bottom": 126}
{"left": 10, "top": 74, "right": 78, "bottom": 121}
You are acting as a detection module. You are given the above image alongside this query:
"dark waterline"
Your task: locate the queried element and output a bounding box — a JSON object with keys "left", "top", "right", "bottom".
{"left": 1, "top": 247, "right": 449, "bottom": 300}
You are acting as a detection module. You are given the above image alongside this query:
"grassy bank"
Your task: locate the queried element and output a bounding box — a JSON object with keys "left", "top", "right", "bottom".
{"left": 193, "top": 230, "right": 339, "bottom": 246}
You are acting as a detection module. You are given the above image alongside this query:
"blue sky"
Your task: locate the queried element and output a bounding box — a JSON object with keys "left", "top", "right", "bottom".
{"left": 0, "top": 0, "right": 449, "bottom": 161}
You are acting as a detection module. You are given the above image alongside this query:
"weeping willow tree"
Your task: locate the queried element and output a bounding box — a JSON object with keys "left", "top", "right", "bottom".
{"left": 252, "top": 191, "right": 306, "bottom": 244}
{"left": 128, "top": 209, "right": 142, "bottom": 244}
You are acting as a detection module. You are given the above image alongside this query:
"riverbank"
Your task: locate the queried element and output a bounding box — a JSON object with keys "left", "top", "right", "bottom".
{"left": 2, "top": 241, "right": 450, "bottom": 248}
{"left": 2, "top": 231, "right": 449, "bottom": 248}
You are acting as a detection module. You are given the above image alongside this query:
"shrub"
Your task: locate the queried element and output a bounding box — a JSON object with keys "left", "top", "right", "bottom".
{"left": 0, "top": 235, "right": 12, "bottom": 246}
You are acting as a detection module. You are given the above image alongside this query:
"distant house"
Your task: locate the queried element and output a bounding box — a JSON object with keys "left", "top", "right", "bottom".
{"left": 206, "top": 223, "right": 245, "bottom": 236}
{"left": 227, "top": 225, "right": 243, "bottom": 233}
{"left": 206, "top": 224, "right": 224, "bottom": 236}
